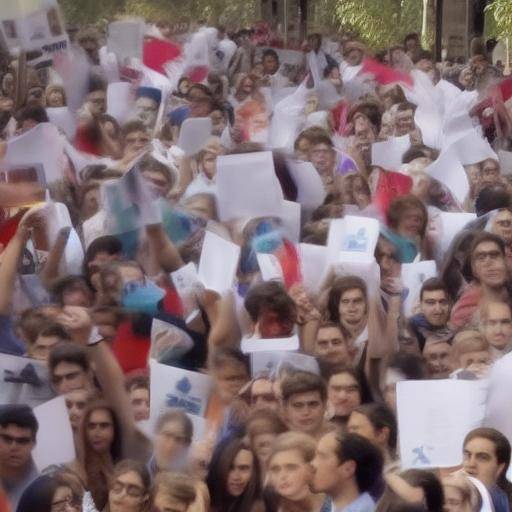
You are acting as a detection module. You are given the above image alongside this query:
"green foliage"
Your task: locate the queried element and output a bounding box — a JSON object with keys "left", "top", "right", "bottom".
{"left": 58, "top": 0, "right": 257, "bottom": 28}
{"left": 485, "top": 0, "right": 512, "bottom": 39}
{"left": 333, "top": 0, "right": 425, "bottom": 50}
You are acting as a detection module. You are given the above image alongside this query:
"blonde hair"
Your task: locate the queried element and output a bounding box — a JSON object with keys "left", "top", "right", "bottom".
{"left": 452, "top": 330, "right": 489, "bottom": 362}
{"left": 442, "top": 475, "right": 481, "bottom": 512}
{"left": 268, "top": 432, "right": 317, "bottom": 465}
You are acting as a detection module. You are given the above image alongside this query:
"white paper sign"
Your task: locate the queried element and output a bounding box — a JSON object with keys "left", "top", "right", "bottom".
{"left": 0, "top": 354, "right": 55, "bottom": 407}
{"left": 241, "top": 334, "right": 300, "bottom": 354}
{"left": 257, "top": 253, "right": 284, "bottom": 282}
{"left": 171, "top": 262, "right": 200, "bottom": 293}
{"left": 371, "top": 135, "right": 411, "bottom": 171}
{"left": 426, "top": 148, "right": 469, "bottom": 205}
{"left": 286, "top": 159, "right": 326, "bottom": 210}
{"left": 33, "top": 396, "right": 75, "bottom": 471}
{"left": 280, "top": 200, "right": 301, "bottom": 243}
{"left": 107, "top": 19, "right": 145, "bottom": 64}
{"left": 107, "top": 82, "right": 135, "bottom": 124}
{"left": 177, "top": 117, "right": 213, "bottom": 157}
{"left": 6, "top": 123, "right": 65, "bottom": 183}
{"left": 401, "top": 260, "right": 438, "bottom": 317}
{"left": 485, "top": 352, "right": 512, "bottom": 447}
{"left": 150, "top": 359, "right": 213, "bottom": 424}
{"left": 299, "top": 243, "right": 329, "bottom": 295}
{"left": 438, "top": 211, "right": 476, "bottom": 256}
{"left": 216, "top": 151, "right": 284, "bottom": 221}
{"left": 101, "top": 164, "right": 162, "bottom": 234}
{"left": 397, "top": 379, "right": 488, "bottom": 469}
{"left": 451, "top": 129, "right": 499, "bottom": 166}
{"left": 327, "top": 216, "right": 380, "bottom": 264}
{"left": 251, "top": 351, "right": 320, "bottom": 377}
{"left": 46, "top": 107, "right": 76, "bottom": 140}
{"left": 198, "top": 231, "right": 240, "bottom": 294}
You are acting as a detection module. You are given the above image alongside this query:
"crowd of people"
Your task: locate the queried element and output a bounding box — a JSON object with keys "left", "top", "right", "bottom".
{"left": 1, "top": 10, "right": 512, "bottom": 512}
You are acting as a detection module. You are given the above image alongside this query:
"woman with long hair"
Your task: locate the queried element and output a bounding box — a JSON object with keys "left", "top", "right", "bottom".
{"left": 69, "top": 400, "right": 123, "bottom": 510}
{"left": 206, "top": 436, "right": 264, "bottom": 512}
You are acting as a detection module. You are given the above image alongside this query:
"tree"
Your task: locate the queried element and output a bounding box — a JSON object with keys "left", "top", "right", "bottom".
{"left": 485, "top": 0, "right": 512, "bottom": 39}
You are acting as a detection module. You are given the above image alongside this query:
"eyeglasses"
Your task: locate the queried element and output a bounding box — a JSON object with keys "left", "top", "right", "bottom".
{"left": 0, "top": 433, "right": 33, "bottom": 446}
{"left": 110, "top": 480, "right": 145, "bottom": 498}
{"left": 51, "top": 495, "right": 80, "bottom": 512}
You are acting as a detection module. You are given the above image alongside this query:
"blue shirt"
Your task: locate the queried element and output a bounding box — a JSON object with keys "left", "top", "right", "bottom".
{"left": 320, "top": 492, "right": 376, "bottom": 512}
{"left": 0, "top": 314, "right": 26, "bottom": 355}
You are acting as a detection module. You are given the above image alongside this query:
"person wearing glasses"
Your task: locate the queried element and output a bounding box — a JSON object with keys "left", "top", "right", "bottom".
{"left": 450, "top": 233, "right": 511, "bottom": 330}
{"left": 16, "top": 473, "right": 82, "bottom": 512}
{"left": 0, "top": 405, "right": 39, "bottom": 511}
{"left": 104, "top": 460, "right": 150, "bottom": 512}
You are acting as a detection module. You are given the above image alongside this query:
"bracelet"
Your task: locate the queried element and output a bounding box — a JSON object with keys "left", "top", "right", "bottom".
{"left": 87, "top": 326, "right": 103, "bottom": 346}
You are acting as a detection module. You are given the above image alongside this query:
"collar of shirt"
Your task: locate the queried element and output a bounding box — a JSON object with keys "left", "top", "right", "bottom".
{"left": 331, "top": 492, "right": 375, "bottom": 512}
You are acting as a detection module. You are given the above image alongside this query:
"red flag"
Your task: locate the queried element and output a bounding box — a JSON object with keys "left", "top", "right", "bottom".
{"left": 143, "top": 37, "right": 182, "bottom": 75}
{"left": 360, "top": 58, "right": 414, "bottom": 88}
{"left": 275, "top": 239, "right": 302, "bottom": 289}
{"left": 185, "top": 66, "right": 210, "bottom": 83}
{"left": 0, "top": 211, "right": 24, "bottom": 248}
{"left": 373, "top": 170, "right": 413, "bottom": 216}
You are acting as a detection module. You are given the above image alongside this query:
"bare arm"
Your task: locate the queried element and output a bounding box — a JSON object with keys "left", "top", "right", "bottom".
{"left": 0, "top": 228, "right": 28, "bottom": 314}
{"left": 39, "top": 227, "right": 71, "bottom": 290}
{"left": 145, "top": 223, "right": 185, "bottom": 273}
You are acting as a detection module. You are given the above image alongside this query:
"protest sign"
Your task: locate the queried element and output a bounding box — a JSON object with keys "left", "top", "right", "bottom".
{"left": 327, "top": 215, "right": 380, "bottom": 265}
{"left": 257, "top": 253, "right": 284, "bottom": 282}
{"left": 426, "top": 147, "right": 469, "bottom": 205}
{"left": 101, "top": 163, "right": 162, "bottom": 235}
{"left": 438, "top": 211, "right": 476, "bottom": 256}
{"left": 299, "top": 243, "right": 329, "bottom": 295}
{"left": 0, "top": 0, "right": 68, "bottom": 56}
{"left": 107, "top": 19, "right": 145, "bottom": 65}
{"left": 107, "top": 82, "right": 135, "bottom": 125}
{"left": 241, "top": 334, "right": 300, "bottom": 354}
{"left": 198, "top": 231, "right": 240, "bottom": 294}
{"left": 250, "top": 350, "right": 320, "bottom": 377}
{"left": 0, "top": 353, "right": 55, "bottom": 408}
{"left": 5, "top": 123, "right": 65, "bottom": 184}
{"left": 397, "top": 379, "right": 488, "bottom": 469}
{"left": 216, "top": 151, "right": 284, "bottom": 222}
{"left": 371, "top": 135, "right": 411, "bottom": 171}
{"left": 45, "top": 107, "right": 76, "bottom": 140}
{"left": 401, "top": 260, "right": 438, "bottom": 317}
{"left": 177, "top": 117, "right": 213, "bottom": 157}
{"left": 286, "top": 159, "right": 326, "bottom": 211}
{"left": 149, "top": 359, "right": 213, "bottom": 424}
{"left": 32, "top": 396, "right": 75, "bottom": 471}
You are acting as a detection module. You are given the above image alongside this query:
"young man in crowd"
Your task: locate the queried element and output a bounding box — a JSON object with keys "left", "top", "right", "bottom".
{"left": 0, "top": 405, "right": 39, "bottom": 510}
{"left": 312, "top": 431, "right": 384, "bottom": 512}
{"left": 281, "top": 371, "right": 328, "bottom": 438}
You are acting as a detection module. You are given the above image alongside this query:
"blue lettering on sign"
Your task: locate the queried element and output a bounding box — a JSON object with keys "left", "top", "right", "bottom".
{"left": 165, "top": 394, "right": 201, "bottom": 415}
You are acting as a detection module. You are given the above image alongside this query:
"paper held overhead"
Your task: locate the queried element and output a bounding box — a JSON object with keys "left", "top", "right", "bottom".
{"left": 197, "top": 230, "right": 240, "bottom": 294}
{"left": 216, "top": 151, "right": 284, "bottom": 222}
{"left": 426, "top": 148, "right": 469, "bottom": 205}
{"left": 177, "top": 117, "right": 213, "bottom": 156}
{"left": 33, "top": 396, "right": 76, "bottom": 471}
{"left": 326, "top": 215, "right": 380, "bottom": 265}
{"left": 401, "top": 260, "right": 438, "bottom": 318}
{"left": 397, "top": 379, "right": 489, "bottom": 469}
{"left": 450, "top": 129, "right": 499, "bottom": 166}
{"left": 107, "top": 82, "right": 135, "bottom": 124}
{"left": 5, "top": 123, "right": 65, "bottom": 184}
{"left": 107, "top": 18, "right": 145, "bottom": 64}
{"left": 286, "top": 159, "right": 326, "bottom": 210}
{"left": 241, "top": 334, "right": 300, "bottom": 354}
{"left": 149, "top": 359, "right": 213, "bottom": 424}
{"left": 371, "top": 134, "right": 411, "bottom": 171}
